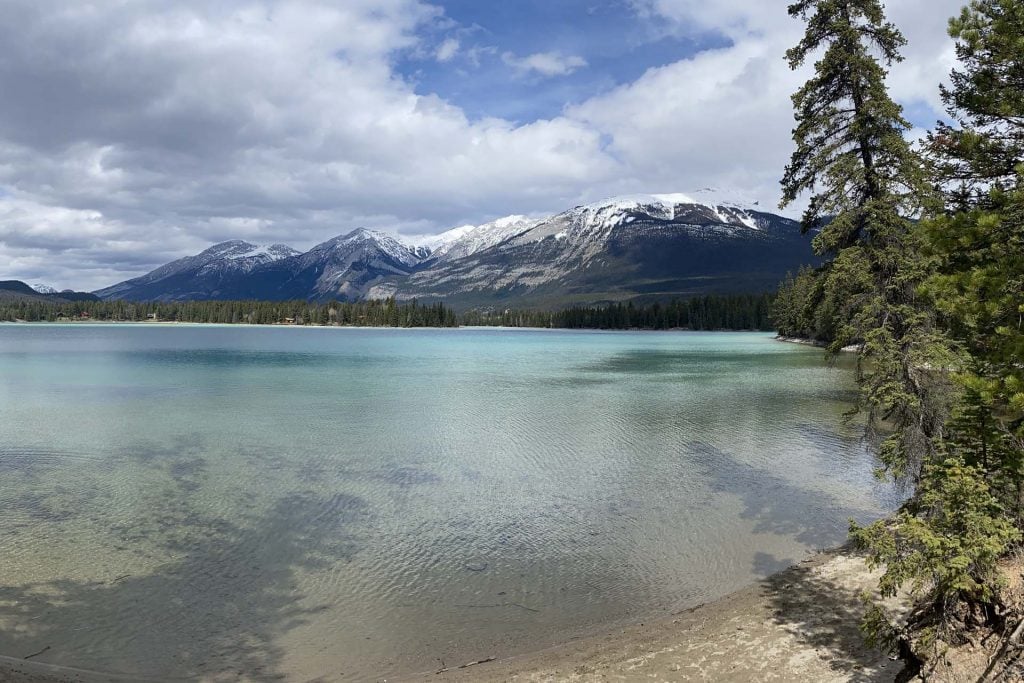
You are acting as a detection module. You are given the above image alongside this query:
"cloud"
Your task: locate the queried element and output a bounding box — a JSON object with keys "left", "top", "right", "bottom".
{"left": 630, "top": 0, "right": 792, "bottom": 39}
{"left": 567, "top": 39, "right": 804, "bottom": 208}
{"left": 501, "top": 51, "right": 589, "bottom": 78}
{"left": 632, "top": 0, "right": 958, "bottom": 120}
{"left": 579, "top": 0, "right": 963, "bottom": 205}
{"left": 0, "top": 0, "right": 615, "bottom": 288}
{"left": 435, "top": 37, "right": 460, "bottom": 62}
{"left": 0, "top": 0, "right": 966, "bottom": 290}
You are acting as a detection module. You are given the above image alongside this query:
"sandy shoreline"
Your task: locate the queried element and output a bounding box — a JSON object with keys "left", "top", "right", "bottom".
{"left": 0, "top": 548, "right": 903, "bottom": 683}
{"left": 402, "top": 548, "right": 903, "bottom": 682}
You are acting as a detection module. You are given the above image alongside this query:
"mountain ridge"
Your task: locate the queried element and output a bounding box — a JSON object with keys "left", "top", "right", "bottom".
{"left": 0, "top": 281, "right": 100, "bottom": 304}
{"left": 91, "top": 194, "right": 817, "bottom": 308}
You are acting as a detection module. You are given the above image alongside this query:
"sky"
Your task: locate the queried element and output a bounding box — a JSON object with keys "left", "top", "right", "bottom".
{"left": 0, "top": 0, "right": 963, "bottom": 291}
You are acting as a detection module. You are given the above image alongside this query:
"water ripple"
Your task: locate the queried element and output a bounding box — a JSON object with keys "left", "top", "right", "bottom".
{"left": 0, "top": 327, "right": 899, "bottom": 680}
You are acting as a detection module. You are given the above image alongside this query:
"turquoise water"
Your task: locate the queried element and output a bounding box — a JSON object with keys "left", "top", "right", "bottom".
{"left": 0, "top": 325, "right": 898, "bottom": 680}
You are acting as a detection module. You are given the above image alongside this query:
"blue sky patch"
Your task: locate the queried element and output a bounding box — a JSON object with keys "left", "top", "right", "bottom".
{"left": 397, "top": 0, "right": 728, "bottom": 122}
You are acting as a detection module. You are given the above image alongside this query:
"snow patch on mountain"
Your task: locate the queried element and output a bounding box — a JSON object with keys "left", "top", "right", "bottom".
{"left": 306, "top": 229, "right": 422, "bottom": 270}
{"left": 197, "top": 240, "right": 300, "bottom": 263}
{"left": 31, "top": 283, "right": 59, "bottom": 294}
{"left": 230, "top": 243, "right": 298, "bottom": 260}
{"left": 417, "top": 215, "right": 538, "bottom": 262}
{"left": 410, "top": 225, "right": 477, "bottom": 252}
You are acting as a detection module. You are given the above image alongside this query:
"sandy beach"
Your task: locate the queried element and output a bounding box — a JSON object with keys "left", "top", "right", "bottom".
{"left": 403, "top": 549, "right": 905, "bottom": 683}
{"left": 0, "top": 549, "right": 905, "bottom": 683}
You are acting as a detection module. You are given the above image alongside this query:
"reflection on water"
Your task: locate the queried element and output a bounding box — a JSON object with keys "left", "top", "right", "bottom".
{"left": 0, "top": 326, "right": 900, "bottom": 680}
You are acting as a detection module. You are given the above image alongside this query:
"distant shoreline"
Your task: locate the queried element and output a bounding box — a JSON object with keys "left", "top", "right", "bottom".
{"left": 0, "top": 320, "right": 776, "bottom": 334}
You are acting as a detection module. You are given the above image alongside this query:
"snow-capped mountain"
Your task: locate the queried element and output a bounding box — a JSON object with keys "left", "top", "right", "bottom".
{"left": 421, "top": 215, "right": 538, "bottom": 263}
{"left": 410, "top": 224, "right": 476, "bottom": 254}
{"left": 95, "top": 193, "right": 818, "bottom": 307}
{"left": 0, "top": 280, "right": 99, "bottom": 303}
{"left": 395, "top": 194, "right": 814, "bottom": 308}
{"left": 304, "top": 229, "right": 422, "bottom": 270}
{"left": 31, "top": 283, "right": 59, "bottom": 294}
{"left": 94, "top": 240, "right": 300, "bottom": 301}
{"left": 227, "top": 229, "right": 425, "bottom": 301}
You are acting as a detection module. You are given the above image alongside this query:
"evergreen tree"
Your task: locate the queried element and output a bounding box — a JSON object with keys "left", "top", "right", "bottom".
{"left": 782, "top": 0, "right": 952, "bottom": 482}
{"left": 926, "top": 0, "right": 1024, "bottom": 579}
{"left": 928, "top": 0, "right": 1024, "bottom": 206}
{"left": 849, "top": 0, "right": 1024, "bottom": 657}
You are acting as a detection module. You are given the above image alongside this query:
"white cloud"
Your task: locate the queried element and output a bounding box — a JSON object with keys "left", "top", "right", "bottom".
{"left": 582, "top": 0, "right": 963, "bottom": 207}
{"left": 567, "top": 39, "right": 804, "bottom": 208}
{"left": 0, "top": 0, "right": 967, "bottom": 290}
{"left": 502, "top": 51, "right": 589, "bottom": 78}
{"left": 633, "top": 0, "right": 958, "bottom": 117}
{"left": 631, "top": 0, "right": 793, "bottom": 39}
{"left": 436, "top": 37, "right": 460, "bottom": 62}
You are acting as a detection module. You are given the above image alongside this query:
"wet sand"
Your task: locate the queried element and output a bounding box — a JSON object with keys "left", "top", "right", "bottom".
{"left": 1, "top": 549, "right": 906, "bottom": 683}
{"left": 405, "top": 549, "right": 905, "bottom": 683}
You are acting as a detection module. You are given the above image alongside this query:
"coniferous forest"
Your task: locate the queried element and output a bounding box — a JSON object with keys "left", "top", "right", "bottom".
{"left": 0, "top": 298, "right": 459, "bottom": 328}
{"left": 0, "top": 293, "right": 773, "bottom": 331}
{"left": 773, "top": 0, "right": 1024, "bottom": 674}
{"left": 461, "top": 294, "right": 774, "bottom": 330}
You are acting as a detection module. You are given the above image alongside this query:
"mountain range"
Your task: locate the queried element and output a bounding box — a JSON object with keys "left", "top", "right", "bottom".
{"left": 93, "top": 192, "right": 818, "bottom": 309}
{"left": 0, "top": 281, "right": 99, "bottom": 303}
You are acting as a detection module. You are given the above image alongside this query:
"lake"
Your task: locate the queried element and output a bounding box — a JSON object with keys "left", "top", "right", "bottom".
{"left": 0, "top": 325, "right": 899, "bottom": 680}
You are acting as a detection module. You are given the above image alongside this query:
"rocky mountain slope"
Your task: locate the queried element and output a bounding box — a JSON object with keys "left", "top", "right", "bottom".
{"left": 94, "top": 194, "right": 818, "bottom": 308}
{"left": 93, "top": 240, "right": 299, "bottom": 302}
{"left": 208, "top": 229, "right": 424, "bottom": 302}
{"left": 383, "top": 194, "right": 815, "bottom": 308}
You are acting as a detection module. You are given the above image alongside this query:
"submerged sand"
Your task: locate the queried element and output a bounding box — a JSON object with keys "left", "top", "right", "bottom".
{"left": 406, "top": 550, "right": 906, "bottom": 682}
{"left": 407, "top": 548, "right": 905, "bottom": 683}
{"left": 0, "top": 549, "right": 907, "bottom": 682}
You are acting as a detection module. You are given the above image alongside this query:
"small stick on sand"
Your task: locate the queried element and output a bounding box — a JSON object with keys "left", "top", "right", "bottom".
{"left": 459, "top": 656, "right": 496, "bottom": 669}
{"left": 24, "top": 645, "right": 51, "bottom": 660}
{"left": 435, "top": 655, "right": 496, "bottom": 674}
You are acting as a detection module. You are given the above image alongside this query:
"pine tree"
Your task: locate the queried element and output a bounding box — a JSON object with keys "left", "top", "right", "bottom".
{"left": 782, "top": 0, "right": 952, "bottom": 482}
{"left": 850, "top": 0, "right": 1024, "bottom": 654}
{"left": 924, "top": 0, "right": 1024, "bottom": 548}
{"left": 928, "top": 0, "right": 1024, "bottom": 206}
{"left": 782, "top": 0, "right": 928, "bottom": 251}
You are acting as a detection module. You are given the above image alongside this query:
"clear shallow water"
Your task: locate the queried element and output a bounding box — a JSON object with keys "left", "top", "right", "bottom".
{"left": 0, "top": 325, "right": 899, "bottom": 680}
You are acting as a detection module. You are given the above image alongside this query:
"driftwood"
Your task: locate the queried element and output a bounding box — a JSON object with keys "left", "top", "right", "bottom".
{"left": 24, "top": 645, "right": 50, "bottom": 660}
{"left": 435, "top": 656, "right": 496, "bottom": 674}
{"left": 1009, "top": 616, "right": 1024, "bottom": 645}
